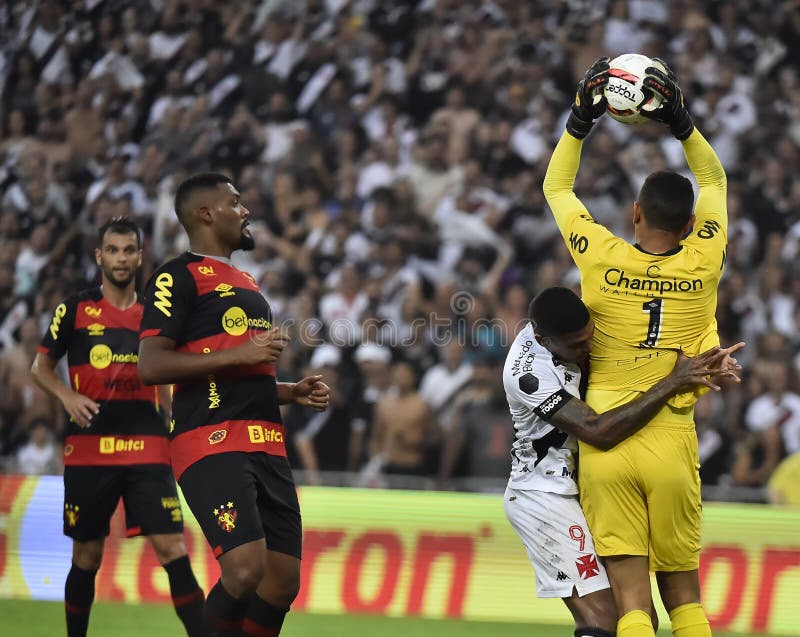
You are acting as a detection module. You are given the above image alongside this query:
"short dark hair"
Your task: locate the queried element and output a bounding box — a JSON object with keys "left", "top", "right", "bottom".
{"left": 638, "top": 171, "right": 694, "bottom": 233}
{"left": 174, "top": 172, "right": 232, "bottom": 225}
{"left": 529, "top": 287, "right": 590, "bottom": 336}
{"left": 98, "top": 216, "right": 140, "bottom": 248}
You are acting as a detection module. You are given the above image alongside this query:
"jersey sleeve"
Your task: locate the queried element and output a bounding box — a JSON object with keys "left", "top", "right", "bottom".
{"left": 506, "top": 364, "right": 573, "bottom": 423}
{"left": 140, "top": 260, "right": 196, "bottom": 343}
{"left": 680, "top": 129, "right": 728, "bottom": 253}
{"left": 38, "top": 295, "right": 78, "bottom": 361}
{"left": 543, "top": 131, "right": 619, "bottom": 271}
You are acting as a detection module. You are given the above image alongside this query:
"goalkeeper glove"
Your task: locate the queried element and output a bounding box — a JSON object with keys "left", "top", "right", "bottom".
{"left": 566, "top": 57, "right": 610, "bottom": 140}
{"left": 641, "top": 58, "right": 694, "bottom": 140}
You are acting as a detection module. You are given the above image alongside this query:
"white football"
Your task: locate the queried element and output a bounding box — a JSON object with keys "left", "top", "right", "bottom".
{"left": 604, "top": 53, "right": 665, "bottom": 124}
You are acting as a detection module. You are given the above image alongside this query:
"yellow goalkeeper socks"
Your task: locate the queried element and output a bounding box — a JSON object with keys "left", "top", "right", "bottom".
{"left": 669, "top": 602, "right": 711, "bottom": 637}
{"left": 618, "top": 609, "right": 656, "bottom": 637}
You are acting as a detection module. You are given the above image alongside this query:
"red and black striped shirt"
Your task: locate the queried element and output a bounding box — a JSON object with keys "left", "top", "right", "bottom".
{"left": 140, "top": 253, "right": 284, "bottom": 479}
{"left": 38, "top": 288, "right": 169, "bottom": 466}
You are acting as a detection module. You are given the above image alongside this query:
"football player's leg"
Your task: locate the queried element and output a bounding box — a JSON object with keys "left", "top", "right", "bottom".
{"left": 564, "top": 587, "right": 616, "bottom": 637}
{"left": 179, "top": 453, "right": 266, "bottom": 635}
{"left": 63, "top": 466, "right": 120, "bottom": 637}
{"left": 125, "top": 465, "right": 206, "bottom": 637}
{"left": 647, "top": 429, "right": 709, "bottom": 636}
{"left": 240, "top": 454, "right": 302, "bottom": 637}
{"left": 604, "top": 555, "right": 656, "bottom": 637}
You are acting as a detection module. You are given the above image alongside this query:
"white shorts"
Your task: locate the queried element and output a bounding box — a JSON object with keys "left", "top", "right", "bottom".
{"left": 504, "top": 485, "right": 610, "bottom": 598}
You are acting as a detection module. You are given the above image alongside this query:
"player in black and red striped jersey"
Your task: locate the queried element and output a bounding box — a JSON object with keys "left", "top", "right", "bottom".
{"left": 31, "top": 218, "right": 206, "bottom": 637}
{"left": 138, "top": 173, "right": 330, "bottom": 637}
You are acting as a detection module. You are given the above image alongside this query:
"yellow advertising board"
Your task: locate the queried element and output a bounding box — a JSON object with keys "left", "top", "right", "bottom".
{"left": 1, "top": 476, "right": 799, "bottom": 634}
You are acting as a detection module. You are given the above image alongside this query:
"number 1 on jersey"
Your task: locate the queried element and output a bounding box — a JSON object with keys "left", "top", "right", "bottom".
{"left": 639, "top": 298, "right": 663, "bottom": 348}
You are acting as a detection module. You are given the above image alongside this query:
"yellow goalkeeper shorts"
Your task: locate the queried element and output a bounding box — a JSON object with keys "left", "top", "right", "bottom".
{"left": 578, "top": 391, "right": 702, "bottom": 571}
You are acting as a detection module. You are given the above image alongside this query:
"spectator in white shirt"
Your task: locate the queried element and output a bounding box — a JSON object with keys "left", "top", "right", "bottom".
{"left": 16, "top": 419, "right": 60, "bottom": 475}
{"left": 419, "top": 339, "right": 474, "bottom": 427}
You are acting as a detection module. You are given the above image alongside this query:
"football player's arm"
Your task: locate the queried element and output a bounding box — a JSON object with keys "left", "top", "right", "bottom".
{"left": 543, "top": 131, "right": 592, "bottom": 231}
{"left": 683, "top": 129, "right": 727, "bottom": 236}
{"left": 276, "top": 376, "right": 330, "bottom": 409}
{"left": 543, "top": 131, "right": 614, "bottom": 267}
{"left": 550, "top": 344, "right": 743, "bottom": 450}
{"left": 138, "top": 332, "right": 289, "bottom": 385}
{"left": 31, "top": 297, "right": 99, "bottom": 428}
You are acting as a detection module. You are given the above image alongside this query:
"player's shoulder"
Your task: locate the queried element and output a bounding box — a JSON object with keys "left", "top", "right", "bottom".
{"left": 57, "top": 287, "right": 102, "bottom": 311}
{"left": 144, "top": 253, "right": 200, "bottom": 291}
{"left": 503, "top": 326, "right": 561, "bottom": 396}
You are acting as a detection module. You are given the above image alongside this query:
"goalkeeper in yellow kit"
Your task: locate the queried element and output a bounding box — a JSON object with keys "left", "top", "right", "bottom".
{"left": 543, "top": 58, "right": 726, "bottom": 637}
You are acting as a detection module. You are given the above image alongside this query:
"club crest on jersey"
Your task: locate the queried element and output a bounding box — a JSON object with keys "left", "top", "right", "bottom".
{"left": 198, "top": 265, "right": 216, "bottom": 276}
{"left": 65, "top": 503, "right": 80, "bottom": 527}
{"left": 208, "top": 429, "right": 227, "bottom": 445}
{"left": 87, "top": 323, "right": 105, "bottom": 336}
{"left": 84, "top": 306, "right": 102, "bottom": 317}
{"left": 576, "top": 554, "right": 600, "bottom": 579}
{"left": 215, "top": 502, "right": 237, "bottom": 532}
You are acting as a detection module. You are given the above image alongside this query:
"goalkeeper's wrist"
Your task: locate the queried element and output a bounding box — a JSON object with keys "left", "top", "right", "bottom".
{"left": 670, "top": 110, "right": 694, "bottom": 141}
{"left": 566, "top": 109, "right": 594, "bottom": 140}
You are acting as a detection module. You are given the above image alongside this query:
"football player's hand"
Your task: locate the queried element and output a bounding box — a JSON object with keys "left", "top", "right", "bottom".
{"left": 641, "top": 58, "right": 694, "bottom": 140}
{"left": 566, "top": 57, "right": 610, "bottom": 139}
{"left": 62, "top": 391, "right": 100, "bottom": 428}
{"left": 670, "top": 342, "right": 745, "bottom": 392}
{"left": 292, "top": 375, "right": 330, "bottom": 411}
{"left": 236, "top": 327, "right": 290, "bottom": 365}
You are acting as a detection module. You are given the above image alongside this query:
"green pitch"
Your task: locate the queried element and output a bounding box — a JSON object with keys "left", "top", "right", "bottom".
{"left": 0, "top": 600, "right": 772, "bottom": 637}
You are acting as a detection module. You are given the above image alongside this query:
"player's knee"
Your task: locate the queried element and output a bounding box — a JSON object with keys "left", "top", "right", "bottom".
{"left": 72, "top": 540, "right": 104, "bottom": 571}
{"left": 150, "top": 534, "right": 188, "bottom": 565}
{"left": 224, "top": 561, "right": 266, "bottom": 597}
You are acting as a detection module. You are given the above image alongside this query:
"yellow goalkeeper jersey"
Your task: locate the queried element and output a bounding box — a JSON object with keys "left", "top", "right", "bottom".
{"left": 543, "top": 129, "right": 727, "bottom": 412}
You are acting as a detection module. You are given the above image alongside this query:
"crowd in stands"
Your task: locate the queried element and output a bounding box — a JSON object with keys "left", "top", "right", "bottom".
{"left": 1, "top": 0, "right": 799, "bottom": 502}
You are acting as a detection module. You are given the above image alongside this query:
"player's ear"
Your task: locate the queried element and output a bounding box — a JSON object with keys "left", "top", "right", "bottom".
{"left": 94, "top": 247, "right": 102, "bottom": 267}
{"left": 632, "top": 201, "right": 643, "bottom": 225}
{"left": 681, "top": 213, "right": 696, "bottom": 237}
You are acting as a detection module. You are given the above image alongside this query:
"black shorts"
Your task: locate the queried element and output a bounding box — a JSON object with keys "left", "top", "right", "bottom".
{"left": 63, "top": 464, "right": 184, "bottom": 542}
{"left": 178, "top": 452, "right": 301, "bottom": 559}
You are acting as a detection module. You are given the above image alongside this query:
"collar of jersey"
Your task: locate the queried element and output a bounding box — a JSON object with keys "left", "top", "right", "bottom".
{"left": 189, "top": 251, "right": 233, "bottom": 265}
{"left": 633, "top": 243, "right": 683, "bottom": 257}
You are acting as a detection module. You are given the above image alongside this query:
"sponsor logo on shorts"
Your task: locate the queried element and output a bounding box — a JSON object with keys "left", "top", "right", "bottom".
{"left": 65, "top": 503, "right": 80, "bottom": 527}
{"left": 162, "top": 497, "right": 183, "bottom": 522}
{"left": 576, "top": 554, "right": 600, "bottom": 579}
{"left": 99, "top": 437, "right": 145, "bottom": 454}
{"left": 208, "top": 429, "right": 227, "bottom": 445}
{"left": 248, "top": 425, "right": 284, "bottom": 445}
{"left": 215, "top": 502, "right": 237, "bottom": 532}
{"left": 556, "top": 571, "right": 569, "bottom": 581}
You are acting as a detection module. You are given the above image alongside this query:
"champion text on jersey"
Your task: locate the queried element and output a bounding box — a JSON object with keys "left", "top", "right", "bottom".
{"left": 603, "top": 268, "right": 702, "bottom": 295}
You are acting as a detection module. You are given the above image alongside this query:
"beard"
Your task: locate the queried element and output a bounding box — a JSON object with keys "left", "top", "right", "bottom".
{"left": 102, "top": 266, "right": 135, "bottom": 288}
{"left": 239, "top": 230, "right": 255, "bottom": 251}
